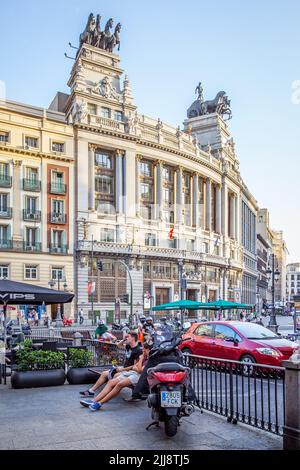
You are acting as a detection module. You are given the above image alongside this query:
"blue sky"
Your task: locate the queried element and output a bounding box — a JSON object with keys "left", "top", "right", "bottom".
{"left": 1, "top": 0, "right": 299, "bottom": 261}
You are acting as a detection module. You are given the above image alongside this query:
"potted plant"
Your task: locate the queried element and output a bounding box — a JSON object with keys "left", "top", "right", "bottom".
{"left": 66, "top": 348, "right": 106, "bottom": 385}
{"left": 11, "top": 340, "right": 66, "bottom": 389}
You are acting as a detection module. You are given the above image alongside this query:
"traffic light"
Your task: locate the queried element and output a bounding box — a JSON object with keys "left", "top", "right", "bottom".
{"left": 120, "top": 294, "right": 130, "bottom": 304}
{"left": 97, "top": 261, "right": 103, "bottom": 272}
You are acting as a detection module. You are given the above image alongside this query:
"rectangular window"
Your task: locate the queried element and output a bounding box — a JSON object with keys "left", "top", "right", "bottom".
{"left": 100, "top": 228, "right": 115, "bottom": 243}
{"left": 25, "top": 265, "right": 38, "bottom": 280}
{"left": 114, "top": 111, "right": 123, "bottom": 122}
{"left": 145, "top": 233, "right": 157, "bottom": 247}
{"left": 101, "top": 107, "right": 111, "bottom": 118}
{"left": 25, "top": 196, "right": 37, "bottom": 213}
{"left": 26, "top": 167, "right": 38, "bottom": 182}
{"left": 51, "top": 267, "right": 64, "bottom": 281}
{"left": 140, "top": 183, "right": 153, "bottom": 202}
{"left": 25, "top": 136, "right": 38, "bottom": 149}
{"left": 163, "top": 188, "right": 173, "bottom": 204}
{"left": 186, "top": 239, "right": 195, "bottom": 251}
{"left": 140, "top": 161, "right": 153, "bottom": 177}
{"left": 0, "top": 131, "right": 9, "bottom": 143}
{"left": 52, "top": 142, "right": 65, "bottom": 153}
{"left": 0, "top": 265, "right": 9, "bottom": 279}
{"left": 96, "top": 201, "right": 115, "bottom": 215}
{"left": 162, "top": 210, "right": 174, "bottom": 224}
{"left": 140, "top": 205, "right": 152, "bottom": 220}
{"left": 87, "top": 103, "right": 97, "bottom": 115}
{"left": 52, "top": 199, "right": 64, "bottom": 214}
{"left": 0, "top": 225, "right": 8, "bottom": 242}
{"left": 163, "top": 166, "right": 173, "bottom": 182}
{"left": 25, "top": 227, "right": 38, "bottom": 247}
{"left": 168, "top": 238, "right": 177, "bottom": 249}
{"left": 0, "top": 193, "right": 8, "bottom": 212}
{"left": 95, "top": 175, "right": 114, "bottom": 194}
{"left": 0, "top": 162, "right": 9, "bottom": 177}
{"left": 95, "top": 152, "right": 112, "bottom": 169}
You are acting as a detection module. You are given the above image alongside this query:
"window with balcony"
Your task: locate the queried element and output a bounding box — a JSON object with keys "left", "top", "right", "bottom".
{"left": 0, "top": 225, "right": 11, "bottom": 249}
{"left": 51, "top": 267, "right": 64, "bottom": 281}
{"left": 95, "top": 151, "right": 112, "bottom": 169}
{"left": 25, "top": 136, "right": 38, "bottom": 149}
{"left": 186, "top": 239, "right": 195, "bottom": 252}
{"left": 114, "top": 111, "right": 123, "bottom": 122}
{"left": 145, "top": 233, "right": 157, "bottom": 247}
{"left": 100, "top": 228, "right": 115, "bottom": 243}
{"left": 0, "top": 163, "right": 11, "bottom": 188}
{"left": 24, "top": 227, "right": 41, "bottom": 251}
{"left": 51, "top": 200, "right": 66, "bottom": 224}
{"left": 24, "top": 196, "right": 40, "bottom": 221}
{"left": 87, "top": 103, "right": 97, "bottom": 115}
{"left": 51, "top": 229, "right": 67, "bottom": 253}
{"left": 25, "top": 265, "right": 38, "bottom": 280}
{"left": 168, "top": 238, "right": 177, "bottom": 249}
{"left": 51, "top": 171, "right": 66, "bottom": 194}
{"left": 24, "top": 167, "right": 40, "bottom": 191}
{"left": 162, "top": 210, "right": 174, "bottom": 224}
{"left": 101, "top": 107, "right": 111, "bottom": 118}
{"left": 52, "top": 142, "right": 65, "bottom": 153}
{"left": 0, "top": 264, "right": 9, "bottom": 279}
{"left": 0, "top": 131, "right": 9, "bottom": 143}
{"left": 0, "top": 193, "right": 11, "bottom": 218}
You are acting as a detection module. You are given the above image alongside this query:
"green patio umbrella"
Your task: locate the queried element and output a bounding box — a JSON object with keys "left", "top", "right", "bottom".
{"left": 151, "top": 300, "right": 203, "bottom": 311}
{"left": 194, "top": 300, "right": 253, "bottom": 311}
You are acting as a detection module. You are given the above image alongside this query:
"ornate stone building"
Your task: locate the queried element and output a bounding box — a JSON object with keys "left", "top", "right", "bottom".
{"left": 0, "top": 100, "right": 75, "bottom": 319}
{"left": 50, "top": 19, "right": 258, "bottom": 321}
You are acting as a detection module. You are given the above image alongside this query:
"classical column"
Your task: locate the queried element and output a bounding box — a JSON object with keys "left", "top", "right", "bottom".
{"left": 155, "top": 160, "right": 163, "bottom": 220}
{"left": 175, "top": 167, "right": 183, "bottom": 224}
{"left": 235, "top": 194, "right": 240, "bottom": 243}
{"left": 205, "top": 178, "right": 211, "bottom": 231}
{"left": 136, "top": 156, "right": 141, "bottom": 216}
{"left": 115, "top": 150, "right": 124, "bottom": 214}
{"left": 88, "top": 144, "right": 96, "bottom": 211}
{"left": 216, "top": 185, "right": 222, "bottom": 234}
{"left": 12, "top": 160, "right": 22, "bottom": 241}
{"left": 230, "top": 194, "right": 236, "bottom": 239}
{"left": 193, "top": 173, "right": 199, "bottom": 228}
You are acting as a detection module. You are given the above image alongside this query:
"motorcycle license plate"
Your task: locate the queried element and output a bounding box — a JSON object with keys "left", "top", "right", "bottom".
{"left": 160, "top": 391, "right": 182, "bottom": 408}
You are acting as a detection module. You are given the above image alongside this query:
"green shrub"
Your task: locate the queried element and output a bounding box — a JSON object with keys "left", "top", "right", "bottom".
{"left": 68, "top": 348, "right": 93, "bottom": 368}
{"left": 16, "top": 346, "right": 65, "bottom": 372}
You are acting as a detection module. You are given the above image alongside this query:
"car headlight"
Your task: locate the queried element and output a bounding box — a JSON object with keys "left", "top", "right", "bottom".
{"left": 256, "top": 347, "right": 280, "bottom": 357}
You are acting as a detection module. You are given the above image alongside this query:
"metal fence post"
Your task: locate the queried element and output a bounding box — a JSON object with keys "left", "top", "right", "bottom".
{"left": 73, "top": 332, "right": 83, "bottom": 347}
{"left": 282, "top": 360, "right": 300, "bottom": 450}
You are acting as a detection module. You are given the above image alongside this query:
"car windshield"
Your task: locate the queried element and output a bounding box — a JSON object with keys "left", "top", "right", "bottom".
{"left": 236, "top": 323, "right": 279, "bottom": 340}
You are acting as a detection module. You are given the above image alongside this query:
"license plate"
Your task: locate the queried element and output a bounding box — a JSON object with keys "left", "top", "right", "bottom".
{"left": 160, "top": 391, "right": 182, "bottom": 408}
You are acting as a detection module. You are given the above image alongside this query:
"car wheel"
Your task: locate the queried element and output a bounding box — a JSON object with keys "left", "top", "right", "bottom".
{"left": 240, "top": 354, "right": 256, "bottom": 376}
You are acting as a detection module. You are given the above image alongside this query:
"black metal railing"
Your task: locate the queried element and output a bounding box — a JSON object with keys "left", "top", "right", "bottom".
{"left": 23, "top": 209, "right": 41, "bottom": 222}
{"left": 23, "top": 242, "right": 42, "bottom": 252}
{"left": 0, "top": 175, "right": 12, "bottom": 188}
{"left": 49, "top": 213, "right": 67, "bottom": 224}
{"left": 23, "top": 179, "right": 41, "bottom": 192}
{"left": 49, "top": 183, "right": 67, "bottom": 195}
{"left": 49, "top": 244, "right": 68, "bottom": 254}
{"left": 0, "top": 239, "right": 13, "bottom": 250}
{"left": 82, "top": 339, "right": 126, "bottom": 366}
{"left": 183, "top": 354, "right": 285, "bottom": 435}
{"left": 0, "top": 208, "right": 12, "bottom": 218}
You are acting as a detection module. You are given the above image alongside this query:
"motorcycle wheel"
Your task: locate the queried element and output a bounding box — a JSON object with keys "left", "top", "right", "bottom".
{"left": 164, "top": 415, "right": 178, "bottom": 437}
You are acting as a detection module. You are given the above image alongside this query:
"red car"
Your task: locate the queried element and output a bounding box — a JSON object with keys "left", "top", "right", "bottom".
{"left": 180, "top": 321, "right": 299, "bottom": 367}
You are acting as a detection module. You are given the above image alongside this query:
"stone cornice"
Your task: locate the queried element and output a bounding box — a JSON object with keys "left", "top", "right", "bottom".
{"left": 0, "top": 144, "right": 74, "bottom": 163}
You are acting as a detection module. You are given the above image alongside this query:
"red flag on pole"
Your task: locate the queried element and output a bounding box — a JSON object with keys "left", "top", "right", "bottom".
{"left": 169, "top": 228, "right": 174, "bottom": 240}
{"left": 88, "top": 281, "right": 96, "bottom": 295}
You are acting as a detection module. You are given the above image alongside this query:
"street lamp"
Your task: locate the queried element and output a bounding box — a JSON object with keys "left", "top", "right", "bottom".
{"left": 266, "top": 253, "right": 280, "bottom": 333}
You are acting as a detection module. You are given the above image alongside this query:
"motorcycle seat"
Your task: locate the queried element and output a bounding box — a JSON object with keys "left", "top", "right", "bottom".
{"left": 151, "top": 363, "right": 188, "bottom": 373}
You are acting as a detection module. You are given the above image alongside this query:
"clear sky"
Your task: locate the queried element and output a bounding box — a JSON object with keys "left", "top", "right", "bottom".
{"left": 1, "top": 0, "right": 299, "bottom": 262}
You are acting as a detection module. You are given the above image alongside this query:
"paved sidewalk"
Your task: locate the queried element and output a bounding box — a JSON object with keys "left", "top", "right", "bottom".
{"left": 0, "top": 384, "right": 282, "bottom": 450}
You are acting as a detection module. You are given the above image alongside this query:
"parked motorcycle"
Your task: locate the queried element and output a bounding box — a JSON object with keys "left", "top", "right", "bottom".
{"left": 146, "top": 335, "right": 196, "bottom": 437}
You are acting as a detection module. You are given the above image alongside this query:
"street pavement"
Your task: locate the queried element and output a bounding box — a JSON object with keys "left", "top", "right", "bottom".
{"left": 0, "top": 383, "right": 282, "bottom": 450}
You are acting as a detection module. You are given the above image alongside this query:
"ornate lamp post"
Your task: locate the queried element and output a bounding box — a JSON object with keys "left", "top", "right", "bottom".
{"left": 266, "top": 254, "right": 280, "bottom": 333}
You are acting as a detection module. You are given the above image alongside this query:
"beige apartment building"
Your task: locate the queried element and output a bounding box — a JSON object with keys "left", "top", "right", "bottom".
{"left": 0, "top": 101, "right": 75, "bottom": 319}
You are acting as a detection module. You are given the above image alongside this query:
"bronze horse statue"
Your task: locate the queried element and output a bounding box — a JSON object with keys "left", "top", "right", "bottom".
{"left": 79, "top": 13, "right": 96, "bottom": 48}
{"left": 106, "top": 23, "right": 122, "bottom": 53}
{"left": 187, "top": 91, "right": 232, "bottom": 120}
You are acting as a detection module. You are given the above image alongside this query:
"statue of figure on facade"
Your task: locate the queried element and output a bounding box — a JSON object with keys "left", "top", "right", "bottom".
{"left": 125, "top": 111, "right": 140, "bottom": 134}
{"left": 187, "top": 87, "right": 232, "bottom": 121}
{"left": 79, "top": 13, "right": 96, "bottom": 48}
{"left": 93, "top": 76, "right": 120, "bottom": 101}
{"left": 195, "top": 82, "right": 204, "bottom": 103}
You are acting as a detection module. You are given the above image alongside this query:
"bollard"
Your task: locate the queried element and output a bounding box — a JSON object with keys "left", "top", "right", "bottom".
{"left": 73, "top": 332, "right": 83, "bottom": 347}
{"left": 282, "top": 359, "right": 300, "bottom": 450}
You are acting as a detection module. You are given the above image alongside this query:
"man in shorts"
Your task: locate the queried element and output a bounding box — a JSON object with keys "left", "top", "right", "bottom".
{"left": 79, "top": 331, "right": 142, "bottom": 397}
{"left": 80, "top": 343, "right": 151, "bottom": 411}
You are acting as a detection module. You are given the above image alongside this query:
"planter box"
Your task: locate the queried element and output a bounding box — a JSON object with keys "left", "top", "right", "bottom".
{"left": 11, "top": 369, "right": 66, "bottom": 389}
{"left": 66, "top": 366, "right": 109, "bottom": 385}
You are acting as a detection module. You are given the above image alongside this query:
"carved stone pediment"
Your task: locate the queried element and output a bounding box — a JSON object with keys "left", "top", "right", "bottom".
{"left": 91, "top": 76, "right": 121, "bottom": 101}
